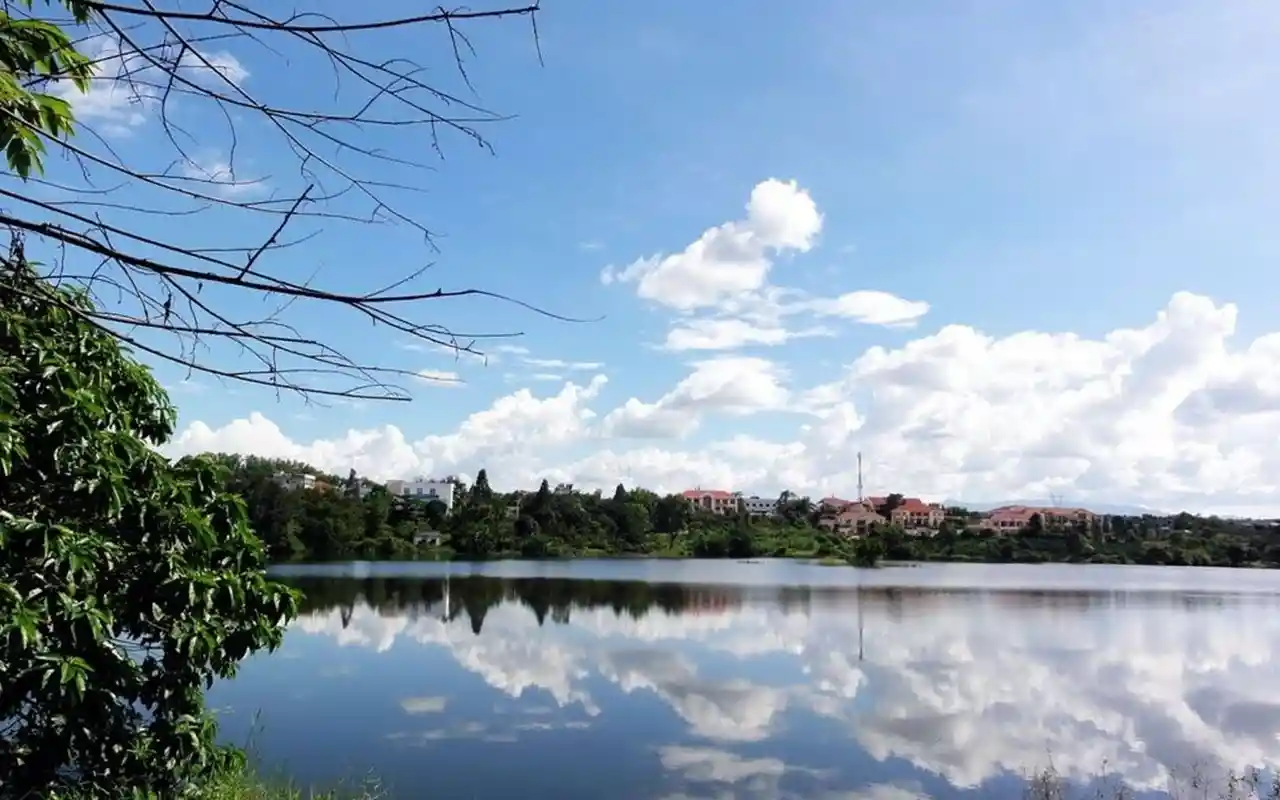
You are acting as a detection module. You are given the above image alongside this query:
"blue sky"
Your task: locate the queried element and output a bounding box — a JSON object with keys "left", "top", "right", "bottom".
{"left": 26, "top": 0, "right": 1280, "bottom": 513}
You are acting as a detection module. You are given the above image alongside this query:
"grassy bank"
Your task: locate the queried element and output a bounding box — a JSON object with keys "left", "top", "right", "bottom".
{"left": 159, "top": 762, "right": 384, "bottom": 800}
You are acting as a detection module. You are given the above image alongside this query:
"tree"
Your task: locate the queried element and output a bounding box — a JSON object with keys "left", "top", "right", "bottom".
{"left": 877, "top": 493, "right": 905, "bottom": 516}
{"left": 1027, "top": 512, "right": 1046, "bottom": 536}
{"left": 0, "top": 253, "right": 298, "bottom": 795}
{"left": 653, "top": 494, "right": 689, "bottom": 536}
{"left": 1, "top": 0, "right": 574, "bottom": 402}
{"left": 471, "top": 468, "right": 494, "bottom": 505}
{"left": 849, "top": 537, "right": 884, "bottom": 568}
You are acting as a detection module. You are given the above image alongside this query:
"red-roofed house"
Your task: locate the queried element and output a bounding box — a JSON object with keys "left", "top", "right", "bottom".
{"left": 682, "top": 489, "right": 743, "bottom": 516}
{"left": 818, "top": 496, "right": 856, "bottom": 511}
{"left": 980, "top": 505, "right": 1096, "bottom": 533}
{"left": 821, "top": 505, "right": 885, "bottom": 537}
{"left": 888, "top": 498, "right": 945, "bottom": 529}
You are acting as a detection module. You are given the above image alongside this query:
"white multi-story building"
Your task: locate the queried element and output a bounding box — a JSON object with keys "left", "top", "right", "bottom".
{"left": 741, "top": 495, "right": 779, "bottom": 517}
{"left": 395, "top": 478, "right": 455, "bottom": 512}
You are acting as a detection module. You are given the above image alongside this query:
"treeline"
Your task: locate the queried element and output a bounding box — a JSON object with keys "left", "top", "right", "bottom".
{"left": 206, "top": 455, "right": 1280, "bottom": 569}
{"left": 848, "top": 516, "right": 1280, "bottom": 569}
{"left": 203, "top": 455, "right": 849, "bottom": 561}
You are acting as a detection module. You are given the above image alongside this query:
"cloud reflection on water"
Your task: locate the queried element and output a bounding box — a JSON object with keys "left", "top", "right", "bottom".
{"left": 271, "top": 564, "right": 1280, "bottom": 797}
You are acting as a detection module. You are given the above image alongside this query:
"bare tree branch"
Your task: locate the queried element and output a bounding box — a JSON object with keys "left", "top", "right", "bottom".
{"left": 0, "top": 0, "right": 593, "bottom": 404}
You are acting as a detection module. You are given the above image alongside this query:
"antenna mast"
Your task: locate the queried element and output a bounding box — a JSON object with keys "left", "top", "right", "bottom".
{"left": 857, "top": 451, "right": 864, "bottom": 502}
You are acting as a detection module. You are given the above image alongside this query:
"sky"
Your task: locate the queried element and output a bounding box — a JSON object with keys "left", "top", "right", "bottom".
{"left": 26, "top": 0, "right": 1280, "bottom": 515}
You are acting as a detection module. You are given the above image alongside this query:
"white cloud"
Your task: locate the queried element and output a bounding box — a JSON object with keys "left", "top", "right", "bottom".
{"left": 657, "top": 746, "right": 786, "bottom": 784}
{"left": 603, "top": 356, "right": 790, "bottom": 439}
{"left": 602, "top": 178, "right": 821, "bottom": 312}
{"left": 176, "top": 49, "right": 249, "bottom": 87}
{"left": 493, "top": 344, "right": 531, "bottom": 356}
{"left": 662, "top": 319, "right": 834, "bottom": 352}
{"left": 167, "top": 293, "right": 1280, "bottom": 514}
{"left": 601, "top": 179, "right": 928, "bottom": 351}
{"left": 177, "top": 151, "right": 266, "bottom": 198}
{"left": 803, "top": 291, "right": 931, "bottom": 328}
{"left": 415, "top": 369, "right": 462, "bottom": 386}
{"left": 50, "top": 36, "right": 248, "bottom": 137}
{"left": 523, "top": 358, "right": 603, "bottom": 371}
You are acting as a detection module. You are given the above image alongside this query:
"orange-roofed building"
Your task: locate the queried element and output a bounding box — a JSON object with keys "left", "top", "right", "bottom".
{"left": 980, "top": 505, "right": 1096, "bottom": 533}
{"left": 821, "top": 505, "right": 885, "bottom": 537}
{"left": 682, "top": 489, "right": 743, "bottom": 516}
{"left": 888, "top": 498, "right": 945, "bottom": 529}
{"left": 818, "top": 496, "right": 856, "bottom": 511}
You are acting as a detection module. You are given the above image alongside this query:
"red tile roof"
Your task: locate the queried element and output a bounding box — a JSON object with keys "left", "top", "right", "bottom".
{"left": 988, "top": 505, "right": 1093, "bottom": 519}
{"left": 819, "top": 496, "right": 854, "bottom": 507}
{"left": 892, "top": 498, "right": 937, "bottom": 514}
{"left": 682, "top": 489, "right": 736, "bottom": 499}
{"left": 838, "top": 506, "right": 884, "bottom": 521}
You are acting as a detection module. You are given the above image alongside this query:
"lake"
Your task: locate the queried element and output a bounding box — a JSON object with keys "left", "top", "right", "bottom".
{"left": 209, "top": 560, "right": 1280, "bottom": 799}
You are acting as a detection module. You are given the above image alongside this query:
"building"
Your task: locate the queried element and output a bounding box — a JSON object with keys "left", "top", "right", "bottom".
{"left": 888, "top": 498, "right": 945, "bottom": 529}
{"left": 980, "top": 505, "right": 1096, "bottom": 533}
{"left": 818, "top": 496, "right": 856, "bottom": 511}
{"left": 682, "top": 489, "right": 742, "bottom": 516}
{"left": 822, "top": 505, "right": 885, "bottom": 537}
{"left": 741, "top": 495, "right": 779, "bottom": 517}
{"left": 273, "top": 472, "right": 315, "bottom": 492}
{"left": 393, "top": 478, "right": 456, "bottom": 512}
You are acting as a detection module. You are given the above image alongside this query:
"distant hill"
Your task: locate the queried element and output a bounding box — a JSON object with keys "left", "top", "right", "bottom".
{"left": 945, "top": 499, "right": 1167, "bottom": 516}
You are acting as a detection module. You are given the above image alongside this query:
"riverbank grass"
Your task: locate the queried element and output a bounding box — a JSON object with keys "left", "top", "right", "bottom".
{"left": 189, "top": 763, "right": 385, "bottom": 800}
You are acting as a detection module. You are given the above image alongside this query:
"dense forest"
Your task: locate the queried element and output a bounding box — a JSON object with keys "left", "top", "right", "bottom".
{"left": 210, "top": 455, "right": 1280, "bottom": 569}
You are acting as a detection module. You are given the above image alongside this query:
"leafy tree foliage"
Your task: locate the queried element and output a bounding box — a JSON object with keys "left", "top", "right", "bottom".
{"left": 0, "top": 253, "right": 297, "bottom": 797}
{"left": 848, "top": 511, "right": 1280, "bottom": 569}
{"left": 194, "top": 456, "right": 1280, "bottom": 571}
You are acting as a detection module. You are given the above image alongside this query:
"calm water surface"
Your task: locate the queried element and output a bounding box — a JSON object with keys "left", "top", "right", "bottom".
{"left": 209, "top": 560, "right": 1280, "bottom": 799}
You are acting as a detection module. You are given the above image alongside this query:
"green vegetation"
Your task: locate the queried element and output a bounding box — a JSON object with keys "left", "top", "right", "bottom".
{"left": 198, "top": 459, "right": 864, "bottom": 562}
{"left": 1, "top": 250, "right": 297, "bottom": 795}
{"left": 54, "top": 759, "right": 383, "bottom": 800}
{"left": 854, "top": 511, "right": 1280, "bottom": 569}
{"left": 207, "top": 458, "right": 1280, "bottom": 570}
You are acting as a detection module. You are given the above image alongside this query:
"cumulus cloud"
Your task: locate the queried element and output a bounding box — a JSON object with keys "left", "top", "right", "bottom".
{"left": 50, "top": 36, "right": 248, "bottom": 137}
{"left": 603, "top": 356, "right": 791, "bottom": 439}
{"left": 600, "top": 179, "right": 929, "bottom": 351}
{"left": 601, "top": 179, "right": 822, "bottom": 311}
{"left": 166, "top": 293, "right": 1280, "bottom": 514}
